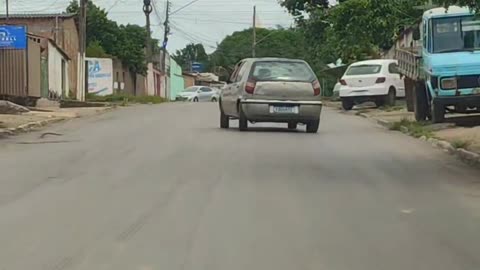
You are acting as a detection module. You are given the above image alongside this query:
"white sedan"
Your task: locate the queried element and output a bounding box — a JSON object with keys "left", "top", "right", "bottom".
{"left": 339, "top": 59, "right": 405, "bottom": 110}
{"left": 176, "top": 86, "right": 219, "bottom": 102}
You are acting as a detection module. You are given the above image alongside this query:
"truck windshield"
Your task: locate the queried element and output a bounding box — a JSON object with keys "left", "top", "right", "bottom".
{"left": 432, "top": 16, "right": 480, "bottom": 53}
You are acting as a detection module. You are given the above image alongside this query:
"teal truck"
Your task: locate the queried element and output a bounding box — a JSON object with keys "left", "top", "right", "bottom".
{"left": 396, "top": 6, "right": 480, "bottom": 123}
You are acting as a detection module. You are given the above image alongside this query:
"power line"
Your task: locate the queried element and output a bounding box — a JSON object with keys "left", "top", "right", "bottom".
{"left": 170, "top": 0, "right": 200, "bottom": 15}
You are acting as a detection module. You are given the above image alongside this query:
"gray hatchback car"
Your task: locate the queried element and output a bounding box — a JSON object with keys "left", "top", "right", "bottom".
{"left": 219, "top": 58, "right": 323, "bottom": 133}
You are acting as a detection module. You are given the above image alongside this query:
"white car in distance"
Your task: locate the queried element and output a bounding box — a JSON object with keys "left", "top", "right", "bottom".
{"left": 339, "top": 59, "right": 405, "bottom": 110}
{"left": 176, "top": 86, "right": 219, "bottom": 102}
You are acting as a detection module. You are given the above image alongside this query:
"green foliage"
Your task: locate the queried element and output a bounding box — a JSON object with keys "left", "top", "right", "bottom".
{"left": 210, "top": 28, "right": 307, "bottom": 73}
{"left": 67, "top": 0, "right": 148, "bottom": 75}
{"left": 435, "top": 0, "right": 480, "bottom": 11}
{"left": 450, "top": 139, "right": 472, "bottom": 149}
{"left": 86, "top": 41, "right": 109, "bottom": 57}
{"left": 389, "top": 118, "right": 433, "bottom": 138}
{"left": 172, "top": 43, "right": 209, "bottom": 71}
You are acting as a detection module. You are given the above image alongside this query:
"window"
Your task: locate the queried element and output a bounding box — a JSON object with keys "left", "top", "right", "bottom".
{"left": 250, "top": 61, "right": 315, "bottom": 82}
{"left": 236, "top": 62, "right": 250, "bottom": 82}
{"left": 388, "top": 63, "right": 400, "bottom": 74}
{"left": 431, "top": 16, "right": 480, "bottom": 53}
{"left": 201, "top": 87, "right": 212, "bottom": 92}
{"left": 345, "top": 65, "right": 382, "bottom": 75}
{"left": 230, "top": 61, "right": 245, "bottom": 82}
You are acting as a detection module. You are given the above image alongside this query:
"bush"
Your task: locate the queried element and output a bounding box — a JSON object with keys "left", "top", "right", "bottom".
{"left": 86, "top": 93, "right": 166, "bottom": 104}
{"left": 389, "top": 118, "right": 433, "bottom": 138}
{"left": 450, "top": 139, "right": 471, "bottom": 149}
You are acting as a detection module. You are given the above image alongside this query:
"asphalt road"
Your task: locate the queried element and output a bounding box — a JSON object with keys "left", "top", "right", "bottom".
{"left": 0, "top": 103, "right": 479, "bottom": 270}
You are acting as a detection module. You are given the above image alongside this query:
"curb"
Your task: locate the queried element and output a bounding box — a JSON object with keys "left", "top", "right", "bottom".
{"left": 359, "top": 113, "right": 480, "bottom": 169}
{"left": 0, "top": 117, "right": 65, "bottom": 137}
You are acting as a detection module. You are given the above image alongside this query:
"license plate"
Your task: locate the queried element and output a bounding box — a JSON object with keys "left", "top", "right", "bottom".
{"left": 270, "top": 105, "right": 299, "bottom": 114}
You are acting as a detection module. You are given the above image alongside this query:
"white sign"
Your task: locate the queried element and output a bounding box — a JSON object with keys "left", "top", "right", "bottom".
{"left": 87, "top": 57, "right": 113, "bottom": 96}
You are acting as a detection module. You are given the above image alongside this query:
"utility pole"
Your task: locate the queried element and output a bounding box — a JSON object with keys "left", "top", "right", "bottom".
{"left": 161, "top": 0, "right": 170, "bottom": 73}
{"left": 5, "top": 0, "right": 9, "bottom": 21}
{"left": 161, "top": 0, "right": 170, "bottom": 99}
{"left": 78, "top": 0, "right": 87, "bottom": 101}
{"left": 252, "top": 5, "right": 256, "bottom": 57}
{"left": 143, "top": 0, "right": 153, "bottom": 62}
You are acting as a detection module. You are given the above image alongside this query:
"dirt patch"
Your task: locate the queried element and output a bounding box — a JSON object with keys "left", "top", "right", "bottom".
{"left": 435, "top": 126, "right": 480, "bottom": 153}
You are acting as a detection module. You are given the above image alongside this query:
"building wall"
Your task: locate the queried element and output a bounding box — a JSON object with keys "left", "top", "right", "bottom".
{"left": 28, "top": 38, "right": 42, "bottom": 98}
{"left": 0, "top": 16, "right": 79, "bottom": 96}
{"left": 48, "top": 41, "right": 69, "bottom": 98}
{"left": 169, "top": 58, "right": 184, "bottom": 101}
{"left": 183, "top": 75, "right": 195, "bottom": 88}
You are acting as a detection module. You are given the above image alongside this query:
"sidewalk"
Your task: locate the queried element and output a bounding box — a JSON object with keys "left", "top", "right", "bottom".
{"left": 0, "top": 107, "right": 114, "bottom": 137}
{"left": 325, "top": 101, "right": 480, "bottom": 167}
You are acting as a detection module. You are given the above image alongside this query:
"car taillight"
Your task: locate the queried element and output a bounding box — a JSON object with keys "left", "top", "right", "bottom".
{"left": 376, "top": 77, "right": 386, "bottom": 83}
{"left": 245, "top": 80, "right": 256, "bottom": 94}
{"left": 312, "top": 80, "right": 321, "bottom": 96}
{"left": 340, "top": 79, "right": 347, "bottom": 86}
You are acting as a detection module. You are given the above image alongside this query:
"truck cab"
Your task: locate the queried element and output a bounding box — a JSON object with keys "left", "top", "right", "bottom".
{"left": 398, "top": 6, "right": 480, "bottom": 123}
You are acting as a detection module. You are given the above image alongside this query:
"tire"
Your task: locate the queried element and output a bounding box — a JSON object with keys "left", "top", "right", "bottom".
{"left": 220, "top": 108, "right": 229, "bottom": 129}
{"left": 288, "top": 122, "right": 297, "bottom": 130}
{"left": 383, "top": 87, "right": 396, "bottom": 106}
{"left": 193, "top": 97, "right": 199, "bottom": 102}
{"left": 413, "top": 81, "right": 429, "bottom": 121}
{"left": 211, "top": 97, "right": 217, "bottom": 102}
{"left": 306, "top": 120, "right": 320, "bottom": 133}
{"left": 238, "top": 105, "right": 248, "bottom": 131}
{"left": 341, "top": 98, "right": 354, "bottom": 111}
{"left": 431, "top": 101, "right": 445, "bottom": 124}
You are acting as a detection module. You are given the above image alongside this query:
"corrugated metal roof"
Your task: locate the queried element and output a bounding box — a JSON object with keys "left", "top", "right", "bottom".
{"left": 0, "top": 13, "right": 75, "bottom": 19}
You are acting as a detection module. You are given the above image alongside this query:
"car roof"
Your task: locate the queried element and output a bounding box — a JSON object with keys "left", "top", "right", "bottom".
{"left": 244, "top": 57, "right": 307, "bottom": 63}
{"left": 350, "top": 59, "right": 396, "bottom": 66}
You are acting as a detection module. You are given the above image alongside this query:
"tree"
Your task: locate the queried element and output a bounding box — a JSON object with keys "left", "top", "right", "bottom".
{"left": 435, "top": 0, "right": 480, "bottom": 10}
{"left": 172, "top": 43, "right": 209, "bottom": 71}
{"left": 210, "top": 28, "right": 307, "bottom": 74}
{"left": 66, "top": 0, "right": 148, "bottom": 75}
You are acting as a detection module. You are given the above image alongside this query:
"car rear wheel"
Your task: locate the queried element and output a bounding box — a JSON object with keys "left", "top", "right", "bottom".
{"left": 211, "top": 97, "right": 217, "bottom": 102}
{"left": 384, "top": 88, "right": 396, "bottom": 106}
{"left": 193, "top": 97, "right": 199, "bottom": 102}
{"left": 288, "top": 122, "right": 297, "bottom": 130}
{"left": 306, "top": 120, "right": 319, "bottom": 133}
{"left": 220, "top": 110, "right": 229, "bottom": 129}
{"left": 238, "top": 105, "right": 248, "bottom": 131}
{"left": 341, "top": 98, "right": 354, "bottom": 111}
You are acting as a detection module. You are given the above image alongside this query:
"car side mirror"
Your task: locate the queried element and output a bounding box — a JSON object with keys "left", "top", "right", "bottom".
{"left": 413, "top": 26, "right": 420, "bottom": 41}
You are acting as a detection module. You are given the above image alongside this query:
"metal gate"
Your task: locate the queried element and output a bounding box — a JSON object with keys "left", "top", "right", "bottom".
{"left": 0, "top": 49, "right": 27, "bottom": 97}
{"left": 0, "top": 25, "right": 28, "bottom": 98}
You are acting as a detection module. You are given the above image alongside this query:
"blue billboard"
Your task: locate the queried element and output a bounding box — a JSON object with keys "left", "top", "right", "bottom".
{"left": 191, "top": 62, "right": 205, "bottom": 73}
{"left": 0, "top": 25, "right": 27, "bottom": 49}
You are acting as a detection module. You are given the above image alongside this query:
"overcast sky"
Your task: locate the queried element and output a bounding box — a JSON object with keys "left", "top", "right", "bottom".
{"left": 1, "top": 0, "right": 297, "bottom": 53}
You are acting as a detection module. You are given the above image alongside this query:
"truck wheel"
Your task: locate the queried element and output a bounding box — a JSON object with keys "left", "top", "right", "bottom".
{"left": 431, "top": 102, "right": 445, "bottom": 124}
{"left": 238, "top": 105, "right": 248, "bottom": 131}
{"left": 341, "top": 98, "right": 354, "bottom": 111}
{"left": 413, "top": 81, "right": 429, "bottom": 121}
{"left": 384, "top": 88, "right": 396, "bottom": 106}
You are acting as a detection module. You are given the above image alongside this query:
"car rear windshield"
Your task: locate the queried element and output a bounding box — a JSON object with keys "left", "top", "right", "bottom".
{"left": 345, "top": 65, "right": 382, "bottom": 75}
{"left": 251, "top": 61, "right": 315, "bottom": 82}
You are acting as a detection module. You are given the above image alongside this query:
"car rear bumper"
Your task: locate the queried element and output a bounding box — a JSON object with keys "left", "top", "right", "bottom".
{"left": 339, "top": 85, "right": 388, "bottom": 97}
{"left": 240, "top": 99, "right": 322, "bottom": 122}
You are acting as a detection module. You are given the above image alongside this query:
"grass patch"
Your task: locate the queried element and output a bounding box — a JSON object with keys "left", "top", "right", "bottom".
{"left": 86, "top": 93, "right": 166, "bottom": 104}
{"left": 450, "top": 139, "right": 472, "bottom": 149}
{"left": 389, "top": 118, "right": 433, "bottom": 138}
